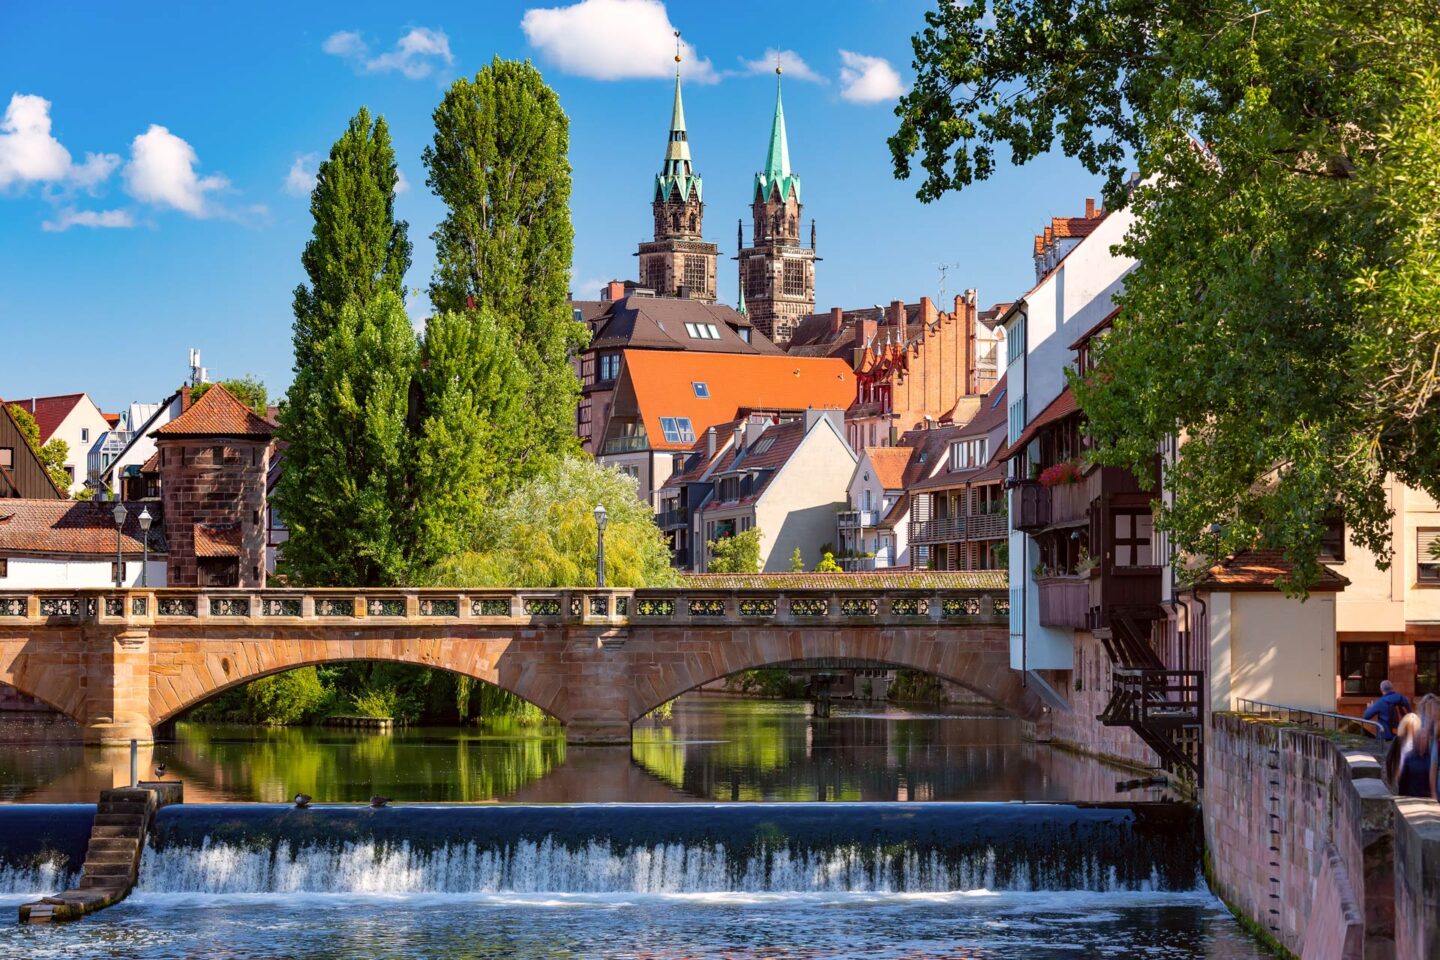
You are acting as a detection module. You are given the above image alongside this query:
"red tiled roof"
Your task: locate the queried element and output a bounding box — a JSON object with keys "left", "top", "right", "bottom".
{"left": 102, "top": 412, "right": 121, "bottom": 428}
{"left": 863, "top": 446, "right": 913, "bottom": 490}
{"left": 1000, "top": 387, "right": 1079, "bottom": 459}
{"left": 154, "top": 384, "right": 274, "bottom": 439}
{"left": 1194, "top": 550, "right": 1349, "bottom": 592}
{"left": 618, "top": 351, "right": 854, "bottom": 452}
{"left": 6, "top": 394, "right": 86, "bottom": 443}
{"left": 194, "top": 522, "right": 242, "bottom": 558}
{"left": 0, "top": 500, "right": 165, "bottom": 556}
{"left": 140, "top": 451, "right": 161, "bottom": 473}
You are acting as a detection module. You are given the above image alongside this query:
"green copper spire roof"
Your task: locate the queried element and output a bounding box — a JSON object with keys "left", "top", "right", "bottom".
{"left": 754, "top": 67, "right": 801, "bottom": 204}
{"left": 655, "top": 56, "right": 701, "bottom": 204}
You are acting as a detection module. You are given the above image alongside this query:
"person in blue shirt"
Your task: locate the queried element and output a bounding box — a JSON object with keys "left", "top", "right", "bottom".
{"left": 1362, "top": 679, "right": 1411, "bottom": 741}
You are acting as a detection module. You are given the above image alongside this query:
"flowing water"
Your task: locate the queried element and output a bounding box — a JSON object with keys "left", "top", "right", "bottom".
{"left": 0, "top": 696, "right": 1268, "bottom": 958}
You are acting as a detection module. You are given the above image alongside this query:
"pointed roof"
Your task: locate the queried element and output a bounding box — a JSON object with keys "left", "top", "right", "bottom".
{"left": 6, "top": 394, "right": 89, "bottom": 443}
{"left": 153, "top": 384, "right": 274, "bottom": 440}
{"left": 655, "top": 62, "right": 701, "bottom": 204}
{"left": 754, "top": 69, "right": 801, "bottom": 203}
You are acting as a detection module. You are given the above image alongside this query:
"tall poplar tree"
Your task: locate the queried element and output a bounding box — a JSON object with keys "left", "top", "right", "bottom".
{"left": 424, "top": 58, "right": 587, "bottom": 480}
{"left": 275, "top": 108, "right": 418, "bottom": 586}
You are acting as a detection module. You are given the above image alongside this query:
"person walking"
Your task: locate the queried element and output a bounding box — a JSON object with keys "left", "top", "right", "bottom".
{"left": 1362, "top": 679, "right": 1411, "bottom": 741}
{"left": 1417, "top": 693, "right": 1440, "bottom": 801}
{"left": 1391, "top": 713, "right": 1433, "bottom": 798}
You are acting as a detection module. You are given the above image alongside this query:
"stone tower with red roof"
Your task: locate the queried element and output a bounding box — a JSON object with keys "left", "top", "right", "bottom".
{"left": 153, "top": 384, "right": 273, "bottom": 587}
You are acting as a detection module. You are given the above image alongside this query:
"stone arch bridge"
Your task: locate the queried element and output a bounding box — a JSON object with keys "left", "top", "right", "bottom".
{"left": 0, "top": 585, "right": 1033, "bottom": 744}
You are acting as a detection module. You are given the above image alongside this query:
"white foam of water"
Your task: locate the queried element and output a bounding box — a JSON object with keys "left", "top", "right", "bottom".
{"left": 0, "top": 858, "right": 71, "bottom": 896}
{"left": 137, "top": 838, "right": 1187, "bottom": 896}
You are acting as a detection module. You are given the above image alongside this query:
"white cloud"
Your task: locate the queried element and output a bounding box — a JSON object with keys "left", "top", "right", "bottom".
{"left": 323, "top": 27, "right": 454, "bottom": 80}
{"left": 739, "top": 49, "right": 825, "bottom": 84}
{"left": 395, "top": 168, "right": 410, "bottom": 194}
{"left": 285, "top": 154, "right": 317, "bottom": 197}
{"left": 0, "top": 93, "right": 121, "bottom": 190}
{"left": 41, "top": 206, "right": 135, "bottom": 232}
{"left": 838, "top": 50, "right": 906, "bottom": 103}
{"left": 521, "top": 0, "right": 717, "bottom": 82}
{"left": 123, "top": 124, "right": 228, "bottom": 216}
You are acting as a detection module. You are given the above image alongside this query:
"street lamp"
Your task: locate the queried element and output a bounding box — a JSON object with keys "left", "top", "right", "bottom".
{"left": 111, "top": 501, "right": 128, "bottom": 588}
{"left": 138, "top": 507, "right": 153, "bottom": 588}
{"left": 593, "top": 504, "right": 609, "bottom": 588}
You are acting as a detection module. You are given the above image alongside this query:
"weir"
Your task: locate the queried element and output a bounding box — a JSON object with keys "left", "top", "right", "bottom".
{"left": 1, "top": 801, "right": 1203, "bottom": 900}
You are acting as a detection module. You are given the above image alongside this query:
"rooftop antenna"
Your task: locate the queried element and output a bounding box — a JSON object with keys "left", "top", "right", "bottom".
{"left": 187, "top": 348, "right": 208, "bottom": 387}
{"left": 937, "top": 263, "right": 962, "bottom": 304}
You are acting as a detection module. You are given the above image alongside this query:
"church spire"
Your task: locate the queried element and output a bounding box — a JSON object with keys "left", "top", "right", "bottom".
{"left": 754, "top": 63, "right": 800, "bottom": 203}
{"left": 656, "top": 31, "right": 698, "bottom": 203}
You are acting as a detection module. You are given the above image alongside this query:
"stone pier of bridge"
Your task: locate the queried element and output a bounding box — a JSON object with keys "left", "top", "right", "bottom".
{"left": 0, "top": 585, "right": 1035, "bottom": 745}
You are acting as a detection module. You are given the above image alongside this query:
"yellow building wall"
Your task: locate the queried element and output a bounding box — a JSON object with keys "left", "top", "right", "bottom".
{"left": 1208, "top": 590, "right": 1337, "bottom": 712}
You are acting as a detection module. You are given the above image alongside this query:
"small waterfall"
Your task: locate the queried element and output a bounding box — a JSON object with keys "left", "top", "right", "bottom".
{"left": 0, "top": 804, "right": 92, "bottom": 895}
{"left": 136, "top": 802, "right": 1202, "bottom": 896}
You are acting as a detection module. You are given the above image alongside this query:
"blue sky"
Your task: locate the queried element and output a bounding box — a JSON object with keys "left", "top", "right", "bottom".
{"left": 0, "top": 0, "right": 1102, "bottom": 412}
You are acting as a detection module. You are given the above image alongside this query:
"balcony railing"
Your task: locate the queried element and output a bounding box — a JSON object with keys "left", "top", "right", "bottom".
{"left": 1036, "top": 575, "right": 1089, "bottom": 629}
{"left": 1013, "top": 481, "right": 1051, "bottom": 532}
{"left": 1048, "top": 483, "right": 1090, "bottom": 526}
{"left": 655, "top": 509, "right": 689, "bottom": 529}
{"left": 837, "top": 510, "right": 882, "bottom": 529}
{"left": 909, "top": 512, "right": 1009, "bottom": 544}
{"left": 603, "top": 435, "right": 648, "bottom": 454}
{"left": 1086, "top": 566, "right": 1163, "bottom": 631}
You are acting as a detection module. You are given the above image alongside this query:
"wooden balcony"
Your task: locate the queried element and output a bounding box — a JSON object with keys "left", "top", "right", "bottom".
{"left": 1036, "top": 575, "right": 1090, "bottom": 629}
{"left": 1047, "top": 483, "right": 1090, "bottom": 526}
{"left": 908, "top": 512, "right": 1009, "bottom": 544}
{"left": 1013, "top": 481, "right": 1051, "bottom": 532}
{"left": 1087, "top": 566, "right": 1163, "bottom": 631}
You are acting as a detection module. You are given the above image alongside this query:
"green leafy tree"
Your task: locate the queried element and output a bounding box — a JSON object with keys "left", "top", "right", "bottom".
{"left": 7, "top": 404, "right": 70, "bottom": 492}
{"left": 788, "top": 547, "right": 805, "bottom": 573}
{"left": 813, "top": 551, "right": 843, "bottom": 574}
{"left": 421, "top": 457, "right": 680, "bottom": 588}
{"left": 425, "top": 58, "right": 588, "bottom": 478}
{"left": 891, "top": 0, "right": 1440, "bottom": 590}
{"left": 192, "top": 375, "right": 268, "bottom": 416}
{"left": 275, "top": 108, "right": 416, "bottom": 587}
{"left": 276, "top": 291, "right": 419, "bottom": 587}
{"left": 292, "top": 107, "right": 411, "bottom": 369}
{"left": 707, "top": 529, "right": 763, "bottom": 574}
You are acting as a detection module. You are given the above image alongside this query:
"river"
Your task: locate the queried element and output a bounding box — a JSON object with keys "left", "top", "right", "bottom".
{"left": 0, "top": 695, "right": 1267, "bottom": 958}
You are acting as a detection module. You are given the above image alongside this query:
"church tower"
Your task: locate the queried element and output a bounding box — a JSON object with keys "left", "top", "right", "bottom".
{"left": 636, "top": 37, "right": 718, "bottom": 302}
{"left": 737, "top": 66, "right": 817, "bottom": 345}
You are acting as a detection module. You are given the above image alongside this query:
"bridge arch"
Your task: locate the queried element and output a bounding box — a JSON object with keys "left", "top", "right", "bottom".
{"left": 148, "top": 631, "right": 564, "bottom": 728}
{"left": 628, "top": 626, "right": 1041, "bottom": 723}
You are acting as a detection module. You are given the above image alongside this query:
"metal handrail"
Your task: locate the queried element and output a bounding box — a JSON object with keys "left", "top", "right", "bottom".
{"left": 1234, "top": 697, "right": 1384, "bottom": 738}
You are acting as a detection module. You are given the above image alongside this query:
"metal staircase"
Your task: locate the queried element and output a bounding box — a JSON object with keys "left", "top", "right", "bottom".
{"left": 1096, "top": 612, "right": 1203, "bottom": 783}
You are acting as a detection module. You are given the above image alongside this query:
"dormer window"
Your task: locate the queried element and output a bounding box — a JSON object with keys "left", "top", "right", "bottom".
{"left": 659, "top": 417, "right": 695, "bottom": 444}
{"left": 692, "top": 382, "right": 710, "bottom": 398}
{"left": 684, "top": 322, "right": 720, "bottom": 340}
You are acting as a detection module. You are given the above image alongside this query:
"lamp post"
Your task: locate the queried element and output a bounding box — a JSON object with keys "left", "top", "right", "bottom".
{"left": 111, "top": 501, "right": 128, "bottom": 588}
{"left": 593, "top": 504, "right": 608, "bottom": 588}
{"left": 138, "top": 507, "right": 153, "bottom": 588}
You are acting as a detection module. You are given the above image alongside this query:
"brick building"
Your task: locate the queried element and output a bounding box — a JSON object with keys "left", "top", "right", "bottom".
{"left": 153, "top": 384, "right": 273, "bottom": 588}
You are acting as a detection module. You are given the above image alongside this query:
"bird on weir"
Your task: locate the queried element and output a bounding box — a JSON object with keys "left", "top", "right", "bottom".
{"left": 153, "top": 763, "right": 166, "bottom": 780}
{"left": 369, "top": 795, "right": 390, "bottom": 808}
{"left": 293, "top": 793, "right": 312, "bottom": 809}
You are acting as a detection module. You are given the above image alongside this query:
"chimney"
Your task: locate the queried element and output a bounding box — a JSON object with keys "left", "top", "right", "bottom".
{"left": 706, "top": 426, "right": 717, "bottom": 459}
{"left": 1085, "top": 197, "right": 1096, "bottom": 219}
{"left": 889, "top": 300, "right": 905, "bottom": 342}
{"left": 830, "top": 307, "right": 844, "bottom": 336}
{"left": 603, "top": 280, "right": 626, "bottom": 301}
{"left": 180, "top": 385, "right": 192, "bottom": 411}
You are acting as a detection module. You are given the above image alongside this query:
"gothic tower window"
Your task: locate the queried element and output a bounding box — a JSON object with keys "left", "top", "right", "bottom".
{"left": 783, "top": 259, "right": 805, "bottom": 297}
{"left": 684, "top": 255, "right": 706, "bottom": 296}
{"left": 688, "top": 212, "right": 697, "bottom": 233}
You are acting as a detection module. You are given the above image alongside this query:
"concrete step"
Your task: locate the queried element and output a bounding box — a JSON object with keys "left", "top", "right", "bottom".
{"left": 82, "top": 851, "right": 136, "bottom": 866}
{"left": 92, "top": 814, "right": 145, "bottom": 827}
{"left": 77, "top": 876, "right": 127, "bottom": 890}
{"left": 90, "top": 824, "right": 142, "bottom": 838}
{"left": 81, "top": 861, "right": 135, "bottom": 878}
{"left": 96, "top": 801, "right": 150, "bottom": 815}
{"left": 86, "top": 837, "right": 139, "bottom": 854}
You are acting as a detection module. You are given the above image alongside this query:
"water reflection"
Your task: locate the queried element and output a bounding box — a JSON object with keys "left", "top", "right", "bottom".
{"left": 0, "top": 695, "right": 1171, "bottom": 804}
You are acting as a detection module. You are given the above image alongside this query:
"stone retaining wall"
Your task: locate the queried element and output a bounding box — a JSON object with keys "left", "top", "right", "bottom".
{"left": 1205, "top": 713, "right": 1440, "bottom": 959}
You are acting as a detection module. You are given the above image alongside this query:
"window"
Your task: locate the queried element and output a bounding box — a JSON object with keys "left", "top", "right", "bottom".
{"left": 80, "top": 428, "right": 89, "bottom": 443}
{"left": 0, "top": 558, "right": 7, "bottom": 578}
{"left": 1007, "top": 398, "right": 1027, "bottom": 445}
{"left": 750, "top": 436, "right": 775, "bottom": 455}
{"left": 110, "top": 561, "right": 126, "bottom": 583}
{"left": 746, "top": 258, "right": 768, "bottom": 297}
{"left": 599, "top": 353, "right": 622, "bottom": 382}
{"left": 572, "top": 308, "right": 584, "bottom": 323}
{"left": 1112, "top": 512, "right": 1154, "bottom": 566}
{"left": 64, "top": 465, "right": 75, "bottom": 483}
{"left": 683, "top": 255, "right": 707, "bottom": 295}
{"left": 692, "top": 382, "right": 710, "bottom": 399}
{"left": 1417, "top": 644, "right": 1440, "bottom": 697}
{"left": 783, "top": 259, "right": 805, "bottom": 297}
{"left": 659, "top": 417, "right": 695, "bottom": 444}
{"left": 1340, "top": 642, "right": 1388, "bottom": 697}
{"left": 737, "top": 328, "right": 750, "bottom": 343}
{"left": 0, "top": 447, "right": 11, "bottom": 469}
{"left": 1007, "top": 314, "right": 1026, "bottom": 364}
{"left": 1320, "top": 515, "right": 1346, "bottom": 562}
{"left": 618, "top": 464, "right": 641, "bottom": 481}
{"left": 1419, "top": 529, "right": 1440, "bottom": 584}
{"left": 949, "top": 438, "right": 989, "bottom": 471}
{"left": 683, "top": 322, "right": 720, "bottom": 340}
